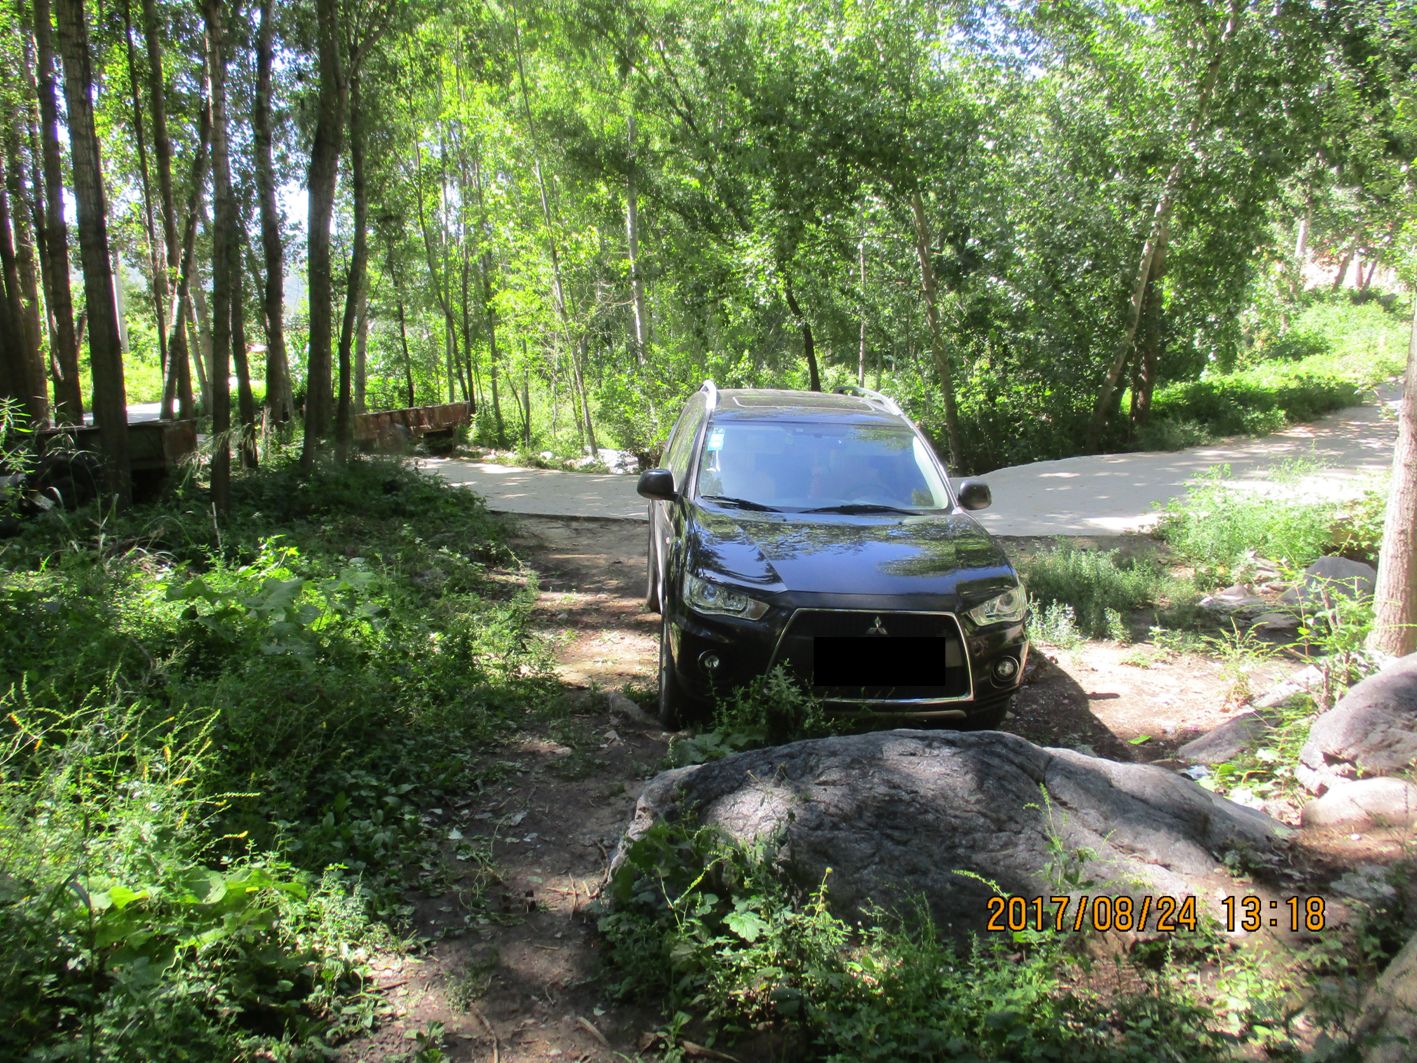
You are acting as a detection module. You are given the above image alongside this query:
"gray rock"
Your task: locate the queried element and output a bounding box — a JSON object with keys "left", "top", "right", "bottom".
{"left": 1352, "top": 927, "right": 1417, "bottom": 1062}
{"left": 1280, "top": 556, "right": 1377, "bottom": 609}
{"left": 1299, "top": 654, "right": 1417, "bottom": 793}
{"left": 1253, "top": 610, "right": 1300, "bottom": 633}
{"left": 606, "top": 691, "right": 660, "bottom": 729}
{"left": 1253, "top": 664, "right": 1325, "bottom": 709}
{"left": 1301, "top": 779, "right": 1417, "bottom": 830}
{"left": 1178, "top": 711, "right": 1273, "bottom": 765}
{"left": 612, "top": 730, "right": 1289, "bottom": 934}
{"left": 1199, "top": 585, "right": 1270, "bottom": 619}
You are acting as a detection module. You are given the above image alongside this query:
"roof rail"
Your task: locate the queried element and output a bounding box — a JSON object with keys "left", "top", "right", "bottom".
{"left": 833, "top": 384, "right": 901, "bottom": 415}
{"left": 699, "top": 379, "right": 719, "bottom": 413}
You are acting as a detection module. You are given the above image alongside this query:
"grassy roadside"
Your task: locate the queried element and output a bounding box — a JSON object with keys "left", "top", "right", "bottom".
{"left": 0, "top": 455, "right": 552, "bottom": 1059}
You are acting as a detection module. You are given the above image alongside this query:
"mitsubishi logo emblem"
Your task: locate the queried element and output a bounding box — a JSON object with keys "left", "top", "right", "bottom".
{"left": 866, "top": 616, "right": 888, "bottom": 636}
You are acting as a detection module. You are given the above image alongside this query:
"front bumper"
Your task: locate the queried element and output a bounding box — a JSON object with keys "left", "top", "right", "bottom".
{"left": 666, "top": 600, "right": 1028, "bottom": 720}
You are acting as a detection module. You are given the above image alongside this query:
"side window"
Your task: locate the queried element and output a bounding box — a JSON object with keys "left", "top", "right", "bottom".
{"left": 663, "top": 394, "right": 707, "bottom": 490}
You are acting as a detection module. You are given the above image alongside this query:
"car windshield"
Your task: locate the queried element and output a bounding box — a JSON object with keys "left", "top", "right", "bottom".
{"left": 694, "top": 421, "right": 952, "bottom": 512}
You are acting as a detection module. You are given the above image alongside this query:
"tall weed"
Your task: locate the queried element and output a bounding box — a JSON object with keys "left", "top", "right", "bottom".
{"left": 0, "top": 455, "right": 547, "bottom": 1056}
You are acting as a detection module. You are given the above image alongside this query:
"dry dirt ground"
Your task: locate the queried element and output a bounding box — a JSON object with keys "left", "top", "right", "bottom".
{"left": 341, "top": 517, "right": 1409, "bottom": 1062}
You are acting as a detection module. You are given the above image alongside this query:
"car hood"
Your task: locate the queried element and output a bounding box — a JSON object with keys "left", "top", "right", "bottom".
{"left": 687, "top": 506, "right": 1017, "bottom": 604}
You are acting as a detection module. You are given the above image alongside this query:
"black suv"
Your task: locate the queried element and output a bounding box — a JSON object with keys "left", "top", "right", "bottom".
{"left": 639, "top": 382, "right": 1028, "bottom": 728}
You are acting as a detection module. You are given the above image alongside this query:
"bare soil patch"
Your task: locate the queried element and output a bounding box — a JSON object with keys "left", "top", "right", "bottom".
{"left": 343, "top": 517, "right": 1410, "bottom": 1061}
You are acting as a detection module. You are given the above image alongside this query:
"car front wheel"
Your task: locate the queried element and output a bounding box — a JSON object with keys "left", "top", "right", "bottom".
{"left": 657, "top": 613, "right": 686, "bottom": 728}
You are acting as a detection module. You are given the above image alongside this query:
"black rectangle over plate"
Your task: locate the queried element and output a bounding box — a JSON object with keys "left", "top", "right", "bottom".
{"left": 813, "top": 636, "right": 954, "bottom": 687}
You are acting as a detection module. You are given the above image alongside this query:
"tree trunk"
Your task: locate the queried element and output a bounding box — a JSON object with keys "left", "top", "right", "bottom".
{"left": 908, "top": 189, "right": 962, "bottom": 469}
{"left": 857, "top": 232, "right": 867, "bottom": 387}
{"left": 253, "top": 0, "right": 293, "bottom": 426}
{"left": 301, "top": 0, "right": 345, "bottom": 467}
{"left": 120, "top": 0, "right": 168, "bottom": 392}
{"left": 335, "top": 74, "right": 368, "bottom": 463}
{"left": 512, "top": 0, "right": 595, "bottom": 456}
{"left": 31, "top": 0, "right": 82, "bottom": 422}
{"left": 161, "top": 102, "right": 209, "bottom": 421}
{"left": 1369, "top": 297, "right": 1417, "bottom": 657}
{"left": 1331, "top": 247, "right": 1354, "bottom": 292}
{"left": 1087, "top": 0, "right": 1241, "bottom": 449}
{"left": 56, "top": 0, "right": 130, "bottom": 505}
{"left": 470, "top": 151, "right": 505, "bottom": 443}
{"left": 782, "top": 279, "right": 821, "bottom": 393}
{"left": 204, "top": 0, "right": 233, "bottom": 513}
{"left": 354, "top": 285, "right": 369, "bottom": 412}
{"left": 625, "top": 110, "right": 649, "bottom": 364}
{"left": 0, "top": 140, "right": 48, "bottom": 425}
{"left": 229, "top": 192, "right": 258, "bottom": 469}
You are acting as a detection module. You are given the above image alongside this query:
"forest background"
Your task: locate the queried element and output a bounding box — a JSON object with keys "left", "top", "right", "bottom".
{"left": 0, "top": 0, "right": 1414, "bottom": 493}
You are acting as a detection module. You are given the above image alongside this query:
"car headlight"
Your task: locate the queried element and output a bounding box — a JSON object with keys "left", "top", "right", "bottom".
{"left": 966, "top": 583, "right": 1027, "bottom": 626}
{"left": 684, "top": 573, "right": 769, "bottom": 619}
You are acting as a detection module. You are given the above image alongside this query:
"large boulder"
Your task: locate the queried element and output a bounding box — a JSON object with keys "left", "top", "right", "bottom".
{"left": 1178, "top": 711, "right": 1273, "bottom": 766}
{"left": 1301, "top": 778, "right": 1417, "bottom": 830}
{"left": 1299, "top": 654, "right": 1417, "bottom": 794}
{"left": 1352, "top": 928, "right": 1417, "bottom": 1061}
{"left": 614, "top": 730, "right": 1289, "bottom": 934}
{"left": 1280, "top": 556, "right": 1377, "bottom": 609}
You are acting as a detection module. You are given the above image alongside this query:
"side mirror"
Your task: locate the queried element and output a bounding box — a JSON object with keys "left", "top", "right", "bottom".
{"left": 637, "top": 467, "right": 676, "bottom": 501}
{"left": 956, "top": 478, "right": 992, "bottom": 512}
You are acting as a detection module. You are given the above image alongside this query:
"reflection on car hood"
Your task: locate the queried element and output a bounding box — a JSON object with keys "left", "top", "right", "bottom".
{"left": 688, "top": 506, "right": 1017, "bottom": 602}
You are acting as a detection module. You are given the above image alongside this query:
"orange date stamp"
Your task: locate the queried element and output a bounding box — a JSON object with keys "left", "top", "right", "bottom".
{"left": 986, "top": 894, "right": 1331, "bottom": 934}
{"left": 985, "top": 894, "right": 1199, "bottom": 934}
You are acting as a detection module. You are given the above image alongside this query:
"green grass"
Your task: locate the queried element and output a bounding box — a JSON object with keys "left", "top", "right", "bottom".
{"left": 0, "top": 453, "right": 550, "bottom": 1058}
{"left": 1156, "top": 464, "right": 1386, "bottom": 584}
{"left": 1019, "top": 543, "right": 1197, "bottom": 641}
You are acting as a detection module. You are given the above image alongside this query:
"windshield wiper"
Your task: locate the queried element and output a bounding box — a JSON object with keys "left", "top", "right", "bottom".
{"left": 802, "top": 503, "right": 919, "bottom": 514}
{"left": 701, "top": 494, "right": 779, "bottom": 512}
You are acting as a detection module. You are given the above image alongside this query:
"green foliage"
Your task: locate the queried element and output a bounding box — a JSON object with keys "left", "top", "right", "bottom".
{"left": 1140, "top": 293, "right": 1409, "bottom": 452}
{"left": 1, "top": 399, "right": 34, "bottom": 522}
{"left": 1020, "top": 544, "right": 1193, "bottom": 641}
{"left": 1156, "top": 465, "right": 1350, "bottom": 584}
{"left": 600, "top": 822, "right": 1236, "bottom": 1061}
{"left": 668, "top": 667, "right": 836, "bottom": 768}
{"left": 0, "top": 456, "right": 547, "bottom": 1057}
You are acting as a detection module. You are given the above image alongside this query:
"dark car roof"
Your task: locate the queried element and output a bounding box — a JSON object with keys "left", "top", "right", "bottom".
{"left": 712, "top": 388, "right": 904, "bottom": 424}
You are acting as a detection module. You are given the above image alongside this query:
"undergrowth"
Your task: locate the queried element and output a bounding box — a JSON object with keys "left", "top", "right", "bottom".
{"left": 1020, "top": 543, "right": 1197, "bottom": 642}
{"left": 602, "top": 822, "right": 1246, "bottom": 1061}
{"left": 668, "top": 668, "right": 838, "bottom": 767}
{"left": 0, "top": 454, "right": 550, "bottom": 1058}
{"left": 1140, "top": 291, "right": 1408, "bottom": 450}
{"left": 1156, "top": 464, "right": 1385, "bottom": 585}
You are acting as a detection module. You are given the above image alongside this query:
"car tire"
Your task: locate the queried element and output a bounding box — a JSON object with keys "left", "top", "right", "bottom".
{"left": 645, "top": 519, "right": 660, "bottom": 613}
{"left": 657, "top": 613, "right": 686, "bottom": 728}
{"left": 964, "top": 696, "right": 1012, "bottom": 731}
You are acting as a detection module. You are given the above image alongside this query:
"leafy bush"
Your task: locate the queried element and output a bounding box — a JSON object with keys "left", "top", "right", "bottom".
{"left": 1020, "top": 544, "right": 1192, "bottom": 640}
{"left": 0, "top": 455, "right": 547, "bottom": 1056}
{"left": 1141, "top": 292, "right": 1407, "bottom": 451}
{"left": 668, "top": 667, "right": 836, "bottom": 767}
{"left": 1155, "top": 465, "right": 1376, "bottom": 583}
{"left": 600, "top": 822, "right": 1236, "bottom": 1061}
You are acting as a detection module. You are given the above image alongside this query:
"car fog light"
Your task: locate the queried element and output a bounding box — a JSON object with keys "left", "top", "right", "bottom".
{"left": 699, "top": 652, "right": 721, "bottom": 673}
{"left": 993, "top": 656, "right": 1019, "bottom": 681}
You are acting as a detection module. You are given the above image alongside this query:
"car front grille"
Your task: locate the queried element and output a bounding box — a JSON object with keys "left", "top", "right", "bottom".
{"left": 768, "top": 609, "right": 973, "bottom": 705}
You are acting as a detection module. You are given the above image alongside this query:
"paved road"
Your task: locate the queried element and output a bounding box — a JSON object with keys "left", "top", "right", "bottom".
{"left": 420, "top": 382, "right": 1400, "bottom": 536}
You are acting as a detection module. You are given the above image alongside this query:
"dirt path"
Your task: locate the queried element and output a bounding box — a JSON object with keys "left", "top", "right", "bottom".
{"left": 341, "top": 517, "right": 663, "bottom": 1061}
{"left": 342, "top": 519, "right": 1310, "bottom": 1061}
